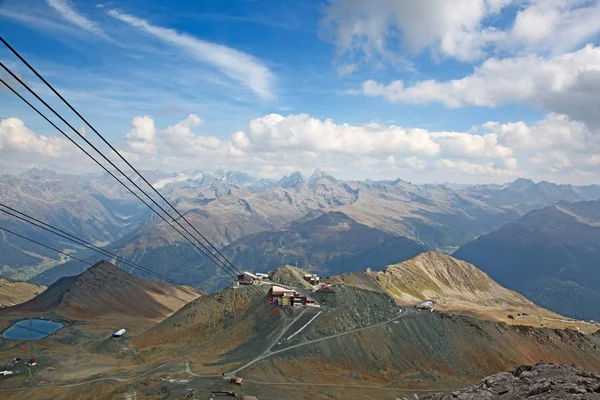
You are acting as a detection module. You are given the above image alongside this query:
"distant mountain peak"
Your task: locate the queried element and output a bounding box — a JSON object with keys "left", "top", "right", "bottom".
{"left": 214, "top": 169, "right": 226, "bottom": 179}
{"left": 225, "top": 171, "right": 257, "bottom": 187}
{"left": 277, "top": 171, "right": 305, "bottom": 188}
{"left": 308, "top": 169, "right": 333, "bottom": 182}
{"left": 20, "top": 167, "right": 59, "bottom": 179}
{"left": 509, "top": 178, "right": 535, "bottom": 189}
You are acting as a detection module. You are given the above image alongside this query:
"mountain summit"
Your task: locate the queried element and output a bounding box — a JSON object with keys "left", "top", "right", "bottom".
{"left": 3, "top": 261, "right": 201, "bottom": 322}
{"left": 331, "top": 252, "right": 571, "bottom": 327}
{"left": 277, "top": 171, "right": 305, "bottom": 188}
{"left": 308, "top": 169, "right": 333, "bottom": 182}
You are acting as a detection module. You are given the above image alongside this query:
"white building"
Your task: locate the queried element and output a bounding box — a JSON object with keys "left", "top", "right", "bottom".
{"left": 112, "top": 328, "right": 126, "bottom": 338}
{"left": 418, "top": 300, "right": 435, "bottom": 311}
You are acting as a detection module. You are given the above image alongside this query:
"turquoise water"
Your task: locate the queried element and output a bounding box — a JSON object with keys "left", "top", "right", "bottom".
{"left": 2, "top": 319, "right": 64, "bottom": 340}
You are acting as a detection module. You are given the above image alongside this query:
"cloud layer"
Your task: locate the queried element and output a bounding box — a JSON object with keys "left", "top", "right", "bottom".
{"left": 4, "top": 109, "right": 600, "bottom": 183}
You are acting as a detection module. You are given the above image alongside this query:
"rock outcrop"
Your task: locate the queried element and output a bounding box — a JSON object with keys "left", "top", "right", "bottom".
{"left": 417, "top": 362, "right": 600, "bottom": 399}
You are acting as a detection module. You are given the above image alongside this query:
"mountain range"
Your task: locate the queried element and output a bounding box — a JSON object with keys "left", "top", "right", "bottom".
{"left": 3, "top": 168, "right": 600, "bottom": 311}
{"left": 0, "top": 168, "right": 148, "bottom": 279}
{"left": 132, "top": 260, "right": 600, "bottom": 398}
{"left": 454, "top": 198, "right": 600, "bottom": 321}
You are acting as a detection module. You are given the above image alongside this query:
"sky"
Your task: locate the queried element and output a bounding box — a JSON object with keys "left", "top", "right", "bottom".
{"left": 1, "top": 0, "right": 600, "bottom": 184}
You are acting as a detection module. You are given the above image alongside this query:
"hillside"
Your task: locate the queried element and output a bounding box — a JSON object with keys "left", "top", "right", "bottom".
{"left": 0, "top": 275, "right": 45, "bottom": 308}
{"left": 329, "top": 252, "right": 585, "bottom": 329}
{"left": 243, "top": 310, "right": 600, "bottom": 398}
{"left": 3, "top": 260, "right": 202, "bottom": 323}
{"left": 454, "top": 199, "right": 600, "bottom": 320}
{"left": 193, "top": 211, "right": 426, "bottom": 291}
{"left": 134, "top": 284, "right": 297, "bottom": 369}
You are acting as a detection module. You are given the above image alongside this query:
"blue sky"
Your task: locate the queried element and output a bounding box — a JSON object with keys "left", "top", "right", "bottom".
{"left": 1, "top": 0, "right": 600, "bottom": 184}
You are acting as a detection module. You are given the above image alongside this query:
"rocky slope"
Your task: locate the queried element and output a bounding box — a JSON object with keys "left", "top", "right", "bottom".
{"left": 2, "top": 261, "right": 201, "bottom": 322}
{"left": 0, "top": 275, "right": 45, "bottom": 307}
{"left": 419, "top": 362, "right": 600, "bottom": 399}
{"left": 329, "top": 252, "right": 586, "bottom": 329}
{"left": 454, "top": 198, "right": 600, "bottom": 320}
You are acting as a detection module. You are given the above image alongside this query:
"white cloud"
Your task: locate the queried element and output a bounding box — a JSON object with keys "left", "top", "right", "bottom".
{"left": 117, "top": 113, "right": 529, "bottom": 180}
{"left": 436, "top": 159, "right": 517, "bottom": 176}
{"left": 0, "top": 118, "right": 95, "bottom": 174}
{"left": 388, "top": 156, "right": 429, "bottom": 170}
{"left": 337, "top": 64, "right": 357, "bottom": 76}
{"left": 482, "top": 113, "right": 593, "bottom": 151}
{"left": 125, "top": 116, "right": 157, "bottom": 156}
{"left": 361, "top": 45, "right": 600, "bottom": 127}
{"left": 5, "top": 111, "right": 600, "bottom": 183}
{"left": 431, "top": 131, "right": 513, "bottom": 160}
{"left": 320, "top": 0, "right": 600, "bottom": 64}
{"left": 107, "top": 9, "right": 275, "bottom": 100}
{"left": 320, "top": 0, "right": 499, "bottom": 64}
{"left": 0, "top": 118, "right": 73, "bottom": 157}
{"left": 239, "top": 113, "right": 441, "bottom": 157}
{"left": 45, "top": 0, "right": 108, "bottom": 39}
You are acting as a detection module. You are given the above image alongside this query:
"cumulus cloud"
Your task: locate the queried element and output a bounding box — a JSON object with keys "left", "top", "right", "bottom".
{"left": 431, "top": 131, "right": 513, "bottom": 160}
{"left": 240, "top": 113, "right": 441, "bottom": 157}
{"left": 482, "top": 113, "right": 594, "bottom": 151}
{"left": 117, "top": 113, "right": 528, "bottom": 180}
{"left": 0, "top": 118, "right": 73, "bottom": 157}
{"left": 108, "top": 9, "right": 275, "bottom": 100}
{"left": 5, "top": 111, "right": 600, "bottom": 182}
{"left": 436, "top": 159, "right": 518, "bottom": 176}
{"left": 321, "top": 0, "right": 600, "bottom": 64}
{"left": 0, "top": 118, "right": 95, "bottom": 173}
{"left": 125, "top": 116, "right": 157, "bottom": 156}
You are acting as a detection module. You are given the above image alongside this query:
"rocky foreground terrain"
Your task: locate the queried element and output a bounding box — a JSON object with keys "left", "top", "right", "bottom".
{"left": 414, "top": 362, "right": 600, "bottom": 399}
